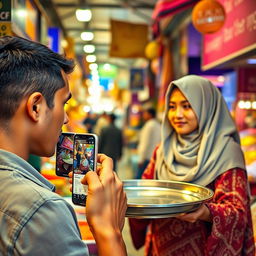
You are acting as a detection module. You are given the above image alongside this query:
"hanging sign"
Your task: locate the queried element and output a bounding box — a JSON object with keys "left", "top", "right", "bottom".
{"left": 192, "top": 0, "right": 226, "bottom": 34}
{"left": 202, "top": 0, "right": 256, "bottom": 70}
{"left": 0, "top": 0, "right": 11, "bottom": 22}
{"left": 0, "top": 22, "right": 11, "bottom": 36}
{"left": 130, "top": 68, "right": 145, "bottom": 91}
{"left": 0, "top": 0, "right": 12, "bottom": 36}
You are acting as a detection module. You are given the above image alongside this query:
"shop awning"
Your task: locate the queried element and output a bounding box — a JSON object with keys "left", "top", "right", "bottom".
{"left": 152, "top": 0, "right": 199, "bottom": 37}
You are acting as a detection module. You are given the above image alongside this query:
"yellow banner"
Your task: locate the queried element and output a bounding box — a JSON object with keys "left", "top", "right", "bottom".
{"left": 109, "top": 19, "right": 149, "bottom": 58}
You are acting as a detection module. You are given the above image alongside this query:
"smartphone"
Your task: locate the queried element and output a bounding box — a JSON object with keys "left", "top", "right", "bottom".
{"left": 72, "top": 133, "right": 98, "bottom": 206}
{"left": 55, "top": 132, "right": 75, "bottom": 177}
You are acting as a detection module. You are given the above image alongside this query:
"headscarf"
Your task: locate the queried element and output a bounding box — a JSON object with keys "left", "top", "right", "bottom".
{"left": 155, "top": 75, "right": 245, "bottom": 186}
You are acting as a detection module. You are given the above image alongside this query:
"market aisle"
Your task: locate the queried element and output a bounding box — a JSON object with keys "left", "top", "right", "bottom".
{"left": 117, "top": 147, "right": 144, "bottom": 256}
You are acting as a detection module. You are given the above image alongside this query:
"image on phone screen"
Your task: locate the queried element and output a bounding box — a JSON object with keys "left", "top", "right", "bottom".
{"left": 55, "top": 133, "right": 75, "bottom": 177}
{"left": 72, "top": 134, "right": 98, "bottom": 206}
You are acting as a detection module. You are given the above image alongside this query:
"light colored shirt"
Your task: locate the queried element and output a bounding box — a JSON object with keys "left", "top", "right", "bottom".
{"left": 0, "top": 149, "right": 89, "bottom": 256}
{"left": 137, "top": 118, "right": 161, "bottom": 163}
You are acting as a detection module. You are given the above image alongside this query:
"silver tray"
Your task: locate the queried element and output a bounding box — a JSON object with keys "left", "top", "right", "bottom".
{"left": 123, "top": 179, "right": 214, "bottom": 219}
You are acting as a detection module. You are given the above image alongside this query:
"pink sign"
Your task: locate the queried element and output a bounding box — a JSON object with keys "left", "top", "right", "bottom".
{"left": 202, "top": 0, "right": 256, "bottom": 70}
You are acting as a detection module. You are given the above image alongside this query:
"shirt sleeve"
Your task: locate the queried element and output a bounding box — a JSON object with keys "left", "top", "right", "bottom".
{"left": 205, "top": 168, "right": 255, "bottom": 255}
{"left": 14, "top": 198, "right": 89, "bottom": 256}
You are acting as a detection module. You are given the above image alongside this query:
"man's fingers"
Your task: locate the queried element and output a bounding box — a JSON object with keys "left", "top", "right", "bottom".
{"left": 97, "top": 154, "right": 113, "bottom": 171}
{"left": 82, "top": 171, "right": 102, "bottom": 189}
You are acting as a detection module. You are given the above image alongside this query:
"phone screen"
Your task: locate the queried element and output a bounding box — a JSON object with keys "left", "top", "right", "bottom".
{"left": 72, "top": 133, "right": 98, "bottom": 206}
{"left": 55, "top": 133, "right": 75, "bottom": 177}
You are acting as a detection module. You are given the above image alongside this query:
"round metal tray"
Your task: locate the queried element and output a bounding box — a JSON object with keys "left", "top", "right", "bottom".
{"left": 123, "top": 179, "right": 214, "bottom": 219}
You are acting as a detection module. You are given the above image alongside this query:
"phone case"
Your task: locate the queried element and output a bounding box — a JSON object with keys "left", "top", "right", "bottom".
{"left": 55, "top": 132, "right": 75, "bottom": 177}
{"left": 72, "top": 133, "right": 98, "bottom": 206}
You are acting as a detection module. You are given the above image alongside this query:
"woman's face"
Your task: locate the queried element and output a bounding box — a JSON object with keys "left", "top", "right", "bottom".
{"left": 168, "top": 88, "right": 198, "bottom": 135}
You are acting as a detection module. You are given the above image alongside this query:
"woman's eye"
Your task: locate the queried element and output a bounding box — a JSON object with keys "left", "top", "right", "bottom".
{"left": 183, "top": 104, "right": 191, "bottom": 109}
{"left": 169, "top": 105, "right": 175, "bottom": 110}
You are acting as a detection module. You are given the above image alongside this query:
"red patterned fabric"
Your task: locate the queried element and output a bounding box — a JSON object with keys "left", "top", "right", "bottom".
{"left": 129, "top": 147, "right": 255, "bottom": 256}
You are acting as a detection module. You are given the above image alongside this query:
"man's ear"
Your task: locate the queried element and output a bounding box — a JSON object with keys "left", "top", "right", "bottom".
{"left": 26, "top": 92, "right": 44, "bottom": 122}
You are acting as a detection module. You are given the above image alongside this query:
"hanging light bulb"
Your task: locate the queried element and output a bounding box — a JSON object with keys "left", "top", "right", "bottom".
{"left": 86, "top": 55, "right": 96, "bottom": 63}
{"left": 81, "top": 31, "right": 94, "bottom": 41}
{"left": 83, "top": 44, "right": 95, "bottom": 53}
{"left": 75, "top": 9, "right": 92, "bottom": 22}
{"left": 89, "top": 63, "right": 98, "bottom": 71}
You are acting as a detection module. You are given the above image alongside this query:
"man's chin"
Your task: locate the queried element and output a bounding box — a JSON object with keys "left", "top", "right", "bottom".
{"left": 44, "top": 149, "right": 56, "bottom": 158}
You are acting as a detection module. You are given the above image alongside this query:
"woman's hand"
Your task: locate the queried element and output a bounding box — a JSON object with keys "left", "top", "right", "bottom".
{"left": 176, "top": 204, "right": 212, "bottom": 223}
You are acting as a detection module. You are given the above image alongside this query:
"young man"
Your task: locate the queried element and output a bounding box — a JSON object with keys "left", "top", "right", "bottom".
{"left": 0, "top": 36, "right": 127, "bottom": 255}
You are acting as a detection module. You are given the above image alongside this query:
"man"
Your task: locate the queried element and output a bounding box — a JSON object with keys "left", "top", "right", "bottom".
{"left": 136, "top": 108, "right": 161, "bottom": 178}
{"left": 99, "top": 113, "right": 123, "bottom": 171}
{"left": 0, "top": 36, "right": 127, "bottom": 255}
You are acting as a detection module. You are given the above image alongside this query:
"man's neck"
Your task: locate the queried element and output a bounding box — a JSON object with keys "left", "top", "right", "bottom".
{"left": 0, "top": 125, "right": 29, "bottom": 160}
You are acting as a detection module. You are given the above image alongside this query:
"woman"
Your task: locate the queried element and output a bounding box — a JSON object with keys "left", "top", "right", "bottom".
{"left": 129, "top": 75, "right": 255, "bottom": 255}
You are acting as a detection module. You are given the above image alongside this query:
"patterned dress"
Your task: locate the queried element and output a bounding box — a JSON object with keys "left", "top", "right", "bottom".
{"left": 129, "top": 147, "right": 255, "bottom": 256}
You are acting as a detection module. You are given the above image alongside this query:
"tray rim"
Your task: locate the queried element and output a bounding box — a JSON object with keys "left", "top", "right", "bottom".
{"left": 123, "top": 179, "right": 214, "bottom": 208}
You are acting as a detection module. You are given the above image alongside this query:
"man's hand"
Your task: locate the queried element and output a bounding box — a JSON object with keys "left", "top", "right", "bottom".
{"left": 176, "top": 204, "right": 212, "bottom": 223}
{"left": 82, "top": 154, "right": 127, "bottom": 255}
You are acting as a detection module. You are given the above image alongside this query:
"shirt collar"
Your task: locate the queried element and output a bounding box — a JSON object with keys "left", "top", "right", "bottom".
{"left": 0, "top": 149, "right": 55, "bottom": 191}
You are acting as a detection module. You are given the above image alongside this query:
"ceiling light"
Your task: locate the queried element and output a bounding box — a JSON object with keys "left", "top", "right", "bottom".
{"left": 83, "top": 105, "right": 91, "bottom": 113}
{"left": 81, "top": 32, "right": 94, "bottom": 41}
{"left": 75, "top": 9, "right": 92, "bottom": 22}
{"left": 86, "top": 54, "right": 96, "bottom": 63}
{"left": 103, "top": 63, "right": 111, "bottom": 70}
{"left": 245, "top": 101, "right": 251, "bottom": 109}
{"left": 83, "top": 44, "right": 95, "bottom": 53}
{"left": 91, "top": 70, "right": 98, "bottom": 76}
{"left": 89, "top": 63, "right": 98, "bottom": 71}
{"left": 247, "top": 59, "right": 256, "bottom": 64}
{"left": 17, "top": 9, "right": 26, "bottom": 18}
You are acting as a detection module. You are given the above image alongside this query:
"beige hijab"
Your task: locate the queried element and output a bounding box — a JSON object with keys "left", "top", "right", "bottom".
{"left": 155, "top": 75, "right": 245, "bottom": 186}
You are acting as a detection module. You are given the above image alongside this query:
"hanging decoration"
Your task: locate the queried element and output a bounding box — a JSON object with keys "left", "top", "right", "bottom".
{"left": 192, "top": 0, "right": 226, "bottom": 34}
{"left": 150, "top": 58, "right": 159, "bottom": 75}
{"left": 145, "top": 40, "right": 160, "bottom": 60}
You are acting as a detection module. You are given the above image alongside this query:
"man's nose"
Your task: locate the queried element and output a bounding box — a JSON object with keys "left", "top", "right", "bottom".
{"left": 64, "top": 112, "right": 69, "bottom": 124}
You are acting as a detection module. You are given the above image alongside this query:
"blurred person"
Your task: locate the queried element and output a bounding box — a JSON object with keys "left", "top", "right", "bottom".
{"left": 129, "top": 75, "right": 255, "bottom": 256}
{"left": 82, "top": 112, "right": 97, "bottom": 133}
{"left": 99, "top": 113, "right": 123, "bottom": 171}
{"left": 0, "top": 36, "right": 127, "bottom": 256}
{"left": 136, "top": 107, "right": 161, "bottom": 179}
{"left": 93, "top": 111, "right": 108, "bottom": 135}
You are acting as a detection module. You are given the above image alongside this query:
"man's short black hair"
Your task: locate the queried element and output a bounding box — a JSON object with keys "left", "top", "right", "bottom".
{"left": 0, "top": 36, "right": 74, "bottom": 122}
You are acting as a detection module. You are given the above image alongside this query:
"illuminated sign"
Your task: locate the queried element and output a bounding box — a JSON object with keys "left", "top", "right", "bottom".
{"left": 0, "top": 0, "right": 11, "bottom": 21}
{"left": 202, "top": 0, "right": 256, "bottom": 70}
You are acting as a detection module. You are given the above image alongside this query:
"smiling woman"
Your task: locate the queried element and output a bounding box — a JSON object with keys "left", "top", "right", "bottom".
{"left": 168, "top": 87, "right": 198, "bottom": 135}
{"left": 129, "top": 75, "right": 255, "bottom": 256}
